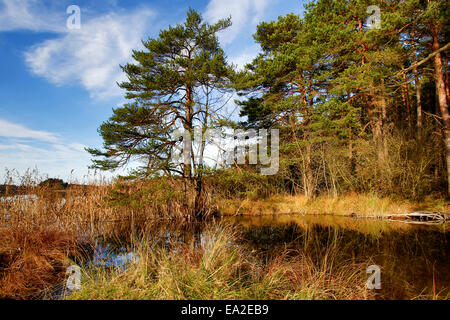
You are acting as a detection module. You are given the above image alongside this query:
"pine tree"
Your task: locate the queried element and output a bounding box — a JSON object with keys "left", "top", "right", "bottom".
{"left": 87, "top": 9, "right": 234, "bottom": 215}
{"left": 235, "top": 0, "right": 448, "bottom": 198}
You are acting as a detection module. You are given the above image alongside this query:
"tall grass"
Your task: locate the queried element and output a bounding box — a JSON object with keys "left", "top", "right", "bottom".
{"left": 67, "top": 224, "right": 375, "bottom": 300}
{"left": 0, "top": 226, "right": 85, "bottom": 299}
{"left": 216, "top": 194, "right": 448, "bottom": 217}
{"left": 1, "top": 170, "right": 447, "bottom": 300}
{"left": 1, "top": 171, "right": 214, "bottom": 236}
{"left": 0, "top": 170, "right": 209, "bottom": 299}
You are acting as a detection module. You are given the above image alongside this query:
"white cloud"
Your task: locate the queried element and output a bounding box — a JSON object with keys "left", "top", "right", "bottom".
{"left": 24, "top": 9, "right": 154, "bottom": 99}
{"left": 0, "top": 119, "right": 133, "bottom": 182}
{"left": 0, "top": 119, "right": 60, "bottom": 143}
{"left": 0, "top": 118, "right": 93, "bottom": 181}
{"left": 229, "top": 45, "right": 260, "bottom": 70}
{"left": 204, "top": 0, "right": 269, "bottom": 45}
{"left": 0, "top": 141, "right": 93, "bottom": 182}
{"left": 0, "top": 0, "right": 65, "bottom": 32}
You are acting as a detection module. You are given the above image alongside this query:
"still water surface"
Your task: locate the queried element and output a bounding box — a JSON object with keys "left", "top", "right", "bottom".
{"left": 83, "top": 214, "right": 449, "bottom": 300}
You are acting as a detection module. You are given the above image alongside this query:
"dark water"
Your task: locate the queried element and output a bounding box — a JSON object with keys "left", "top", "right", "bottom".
{"left": 80, "top": 215, "right": 449, "bottom": 300}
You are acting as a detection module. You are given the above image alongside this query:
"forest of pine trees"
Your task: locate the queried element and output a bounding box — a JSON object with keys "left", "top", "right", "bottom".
{"left": 234, "top": 0, "right": 449, "bottom": 199}
{"left": 89, "top": 1, "right": 449, "bottom": 202}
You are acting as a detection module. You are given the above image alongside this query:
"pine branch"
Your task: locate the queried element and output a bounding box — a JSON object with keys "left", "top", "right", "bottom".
{"left": 396, "top": 42, "right": 450, "bottom": 77}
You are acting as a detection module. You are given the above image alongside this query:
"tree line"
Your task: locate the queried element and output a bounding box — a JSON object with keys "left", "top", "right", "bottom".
{"left": 88, "top": 1, "right": 449, "bottom": 211}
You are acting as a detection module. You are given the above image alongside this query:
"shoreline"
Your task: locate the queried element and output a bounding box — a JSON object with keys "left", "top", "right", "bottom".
{"left": 216, "top": 194, "right": 449, "bottom": 218}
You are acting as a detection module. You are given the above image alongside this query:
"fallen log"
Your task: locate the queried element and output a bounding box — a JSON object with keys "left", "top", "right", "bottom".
{"left": 386, "top": 219, "right": 449, "bottom": 226}
{"left": 384, "top": 212, "right": 449, "bottom": 222}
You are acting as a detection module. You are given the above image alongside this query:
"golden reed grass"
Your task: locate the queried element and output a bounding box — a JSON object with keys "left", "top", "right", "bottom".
{"left": 0, "top": 226, "right": 85, "bottom": 299}
{"left": 216, "top": 193, "right": 449, "bottom": 217}
{"left": 67, "top": 225, "right": 377, "bottom": 300}
{"left": 1, "top": 170, "right": 447, "bottom": 299}
{"left": 0, "top": 172, "right": 215, "bottom": 299}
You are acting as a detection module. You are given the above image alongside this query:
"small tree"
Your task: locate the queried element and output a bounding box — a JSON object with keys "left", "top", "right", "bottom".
{"left": 87, "top": 9, "right": 234, "bottom": 216}
{"left": 38, "top": 178, "right": 68, "bottom": 190}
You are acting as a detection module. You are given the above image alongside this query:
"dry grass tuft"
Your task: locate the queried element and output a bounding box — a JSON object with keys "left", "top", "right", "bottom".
{"left": 67, "top": 225, "right": 376, "bottom": 300}
{"left": 0, "top": 226, "right": 85, "bottom": 299}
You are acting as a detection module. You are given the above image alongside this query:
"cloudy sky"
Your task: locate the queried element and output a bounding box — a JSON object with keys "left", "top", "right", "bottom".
{"left": 0, "top": 0, "right": 305, "bottom": 182}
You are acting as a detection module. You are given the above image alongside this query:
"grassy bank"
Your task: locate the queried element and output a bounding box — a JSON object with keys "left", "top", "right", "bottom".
{"left": 66, "top": 225, "right": 375, "bottom": 300}
{"left": 1, "top": 173, "right": 448, "bottom": 299}
{"left": 216, "top": 194, "right": 449, "bottom": 217}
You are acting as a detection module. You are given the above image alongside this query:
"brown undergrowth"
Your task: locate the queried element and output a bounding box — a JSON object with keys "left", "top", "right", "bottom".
{"left": 0, "top": 226, "right": 86, "bottom": 299}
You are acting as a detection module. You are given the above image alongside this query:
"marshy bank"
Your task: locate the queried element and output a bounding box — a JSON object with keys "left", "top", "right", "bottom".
{"left": 217, "top": 194, "right": 449, "bottom": 217}
{"left": 66, "top": 217, "right": 449, "bottom": 300}
{"left": 1, "top": 214, "right": 449, "bottom": 300}
{"left": 0, "top": 175, "right": 448, "bottom": 300}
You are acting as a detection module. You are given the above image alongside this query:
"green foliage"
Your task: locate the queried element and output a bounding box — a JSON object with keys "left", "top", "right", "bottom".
{"left": 106, "top": 179, "right": 183, "bottom": 209}
{"left": 233, "top": 0, "right": 449, "bottom": 199}
{"left": 87, "top": 9, "right": 234, "bottom": 179}
{"left": 88, "top": 3, "right": 449, "bottom": 202}
{"left": 207, "top": 169, "right": 282, "bottom": 200}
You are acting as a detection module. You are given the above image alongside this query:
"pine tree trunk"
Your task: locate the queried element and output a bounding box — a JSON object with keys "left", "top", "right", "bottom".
{"left": 194, "top": 117, "right": 209, "bottom": 219}
{"left": 184, "top": 85, "right": 193, "bottom": 180}
{"left": 413, "top": 65, "right": 423, "bottom": 129}
{"left": 411, "top": 34, "right": 423, "bottom": 129}
{"left": 371, "top": 86, "right": 387, "bottom": 163}
{"left": 305, "top": 143, "right": 314, "bottom": 199}
{"left": 349, "top": 126, "right": 355, "bottom": 174}
{"left": 380, "top": 79, "right": 388, "bottom": 160}
{"left": 445, "top": 52, "right": 450, "bottom": 103}
{"left": 194, "top": 178, "right": 204, "bottom": 218}
{"left": 402, "top": 71, "right": 412, "bottom": 130}
{"left": 431, "top": 26, "right": 450, "bottom": 196}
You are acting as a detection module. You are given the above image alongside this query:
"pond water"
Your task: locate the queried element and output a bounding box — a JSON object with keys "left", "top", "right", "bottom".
{"left": 77, "top": 214, "right": 449, "bottom": 300}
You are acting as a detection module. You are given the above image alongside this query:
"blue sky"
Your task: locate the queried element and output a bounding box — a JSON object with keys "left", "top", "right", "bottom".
{"left": 0, "top": 0, "right": 305, "bottom": 182}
